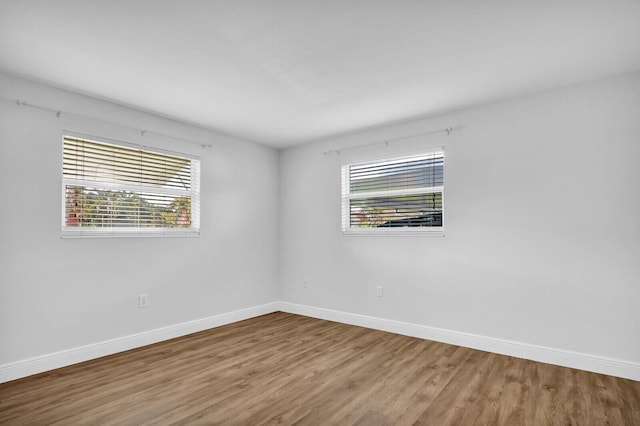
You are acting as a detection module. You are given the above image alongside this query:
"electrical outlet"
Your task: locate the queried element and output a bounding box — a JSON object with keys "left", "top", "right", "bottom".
{"left": 138, "top": 294, "right": 149, "bottom": 308}
{"left": 303, "top": 281, "right": 308, "bottom": 288}
{"left": 376, "top": 286, "right": 383, "bottom": 297}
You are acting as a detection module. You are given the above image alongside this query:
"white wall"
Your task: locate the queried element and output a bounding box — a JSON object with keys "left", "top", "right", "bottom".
{"left": 2, "top": 71, "right": 639, "bottom": 381}
{"left": 0, "top": 73, "right": 280, "bottom": 368}
{"left": 280, "top": 72, "right": 640, "bottom": 366}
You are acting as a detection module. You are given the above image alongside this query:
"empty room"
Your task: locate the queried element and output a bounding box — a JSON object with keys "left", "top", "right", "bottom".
{"left": 1, "top": 1, "right": 639, "bottom": 424}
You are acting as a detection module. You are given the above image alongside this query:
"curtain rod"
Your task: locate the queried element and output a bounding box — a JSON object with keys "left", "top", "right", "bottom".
{"left": 2, "top": 97, "right": 212, "bottom": 149}
{"left": 323, "top": 125, "right": 462, "bottom": 156}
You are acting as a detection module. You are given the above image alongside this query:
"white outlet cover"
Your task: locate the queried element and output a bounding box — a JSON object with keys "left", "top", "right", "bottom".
{"left": 138, "top": 294, "right": 149, "bottom": 308}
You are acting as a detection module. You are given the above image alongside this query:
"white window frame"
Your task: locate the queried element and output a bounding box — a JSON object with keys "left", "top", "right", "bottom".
{"left": 341, "top": 149, "right": 444, "bottom": 236}
{"left": 61, "top": 133, "right": 201, "bottom": 238}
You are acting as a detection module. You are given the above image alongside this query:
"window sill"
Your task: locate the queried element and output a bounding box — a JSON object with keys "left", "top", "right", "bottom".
{"left": 341, "top": 227, "right": 444, "bottom": 237}
{"left": 61, "top": 228, "right": 200, "bottom": 238}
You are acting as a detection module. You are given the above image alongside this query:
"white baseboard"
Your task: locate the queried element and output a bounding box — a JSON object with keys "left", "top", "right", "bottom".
{"left": 3, "top": 301, "right": 638, "bottom": 383}
{"left": 279, "top": 302, "right": 640, "bottom": 381}
{"left": 0, "top": 302, "right": 279, "bottom": 384}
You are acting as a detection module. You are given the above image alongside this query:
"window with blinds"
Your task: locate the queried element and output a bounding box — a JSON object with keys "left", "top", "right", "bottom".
{"left": 62, "top": 135, "right": 200, "bottom": 237}
{"left": 341, "top": 150, "right": 444, "bottom": 235}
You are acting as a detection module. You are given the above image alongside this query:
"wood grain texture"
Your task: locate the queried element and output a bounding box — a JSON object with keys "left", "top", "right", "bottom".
{"left": 1, "top": 312, "right": 638, "bottom": 425}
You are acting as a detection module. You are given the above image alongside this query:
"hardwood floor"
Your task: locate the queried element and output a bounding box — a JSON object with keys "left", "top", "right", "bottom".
{"left": 1, "top": 312, "right": 638, "bottom": 425}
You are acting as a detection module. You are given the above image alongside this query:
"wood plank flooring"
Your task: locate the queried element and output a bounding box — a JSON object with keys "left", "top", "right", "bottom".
{"left": 1, "top": 312, "right": 638, "bottom": 425}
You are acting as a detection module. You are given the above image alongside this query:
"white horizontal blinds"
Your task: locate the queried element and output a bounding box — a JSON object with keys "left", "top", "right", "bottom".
{"left": 349, "top": 154, "right": 443, "bottom": 193}
{"left": 63, "top": 138, "right": 192, "bottom": 190}
{"left": 346, "top": 151, "right": 444, "bottom": 229}
{"left": 63, "top": 136, "right": 200, "bottom": 233}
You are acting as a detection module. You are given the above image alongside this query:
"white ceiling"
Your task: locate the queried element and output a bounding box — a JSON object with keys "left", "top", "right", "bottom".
{"left": 1, "top": 1, "right": 640, "bottom": 148}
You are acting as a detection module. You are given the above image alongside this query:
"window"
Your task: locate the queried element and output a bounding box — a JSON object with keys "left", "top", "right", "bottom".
{"left": 341, "top": 150, "right": 444, "bottom": 235}
{"left": 62, "top": 135, "right": 200, "bottom": 237}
